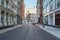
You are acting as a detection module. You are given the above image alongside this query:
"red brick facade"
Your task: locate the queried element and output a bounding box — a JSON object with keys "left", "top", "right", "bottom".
{"left": 39, "top": 0, "right": 43, "bottom": 24}
{"left": 20, "top": 0, "right": 25, "bottom": 20}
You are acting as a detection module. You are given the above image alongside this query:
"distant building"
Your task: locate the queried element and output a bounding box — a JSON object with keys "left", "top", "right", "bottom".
{"left": 25, "top": 8, "right": 37, "bottom": 23}
{"left": 43, "top": 0, "right": 60, "bottom": 26}
{"left": 0, "top": 0, "right": 17, "bottom": 26}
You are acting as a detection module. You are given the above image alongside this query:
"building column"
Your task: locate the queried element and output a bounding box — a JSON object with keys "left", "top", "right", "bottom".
{"left": 4, "top": 12, "right": 7, "bottom": 25}
{"left": 12, "top": 15, "right": 14, "bottom": 24}
{"left": 0, "top": 10, "right": 2, "bottom": 26}
{"left": 53, "top": 13, "right": 55, "bottom": 25}
{"left": 8, "top": 13, "right": 10, "bottom": 25}
{"left": 14, "top": 16, "right": 15, "bottom": 24}
{"left": 10, "top": 14, "right": 12, "bottom": 25}
{"left": 48, "top": 15, "right": 50, "bottom": 25}
{"left": 14, "top": 16, "right": 17, "bottom": 24}
{"left": 16, "top": 16, "right": 17, "bottom": 24}
{"left": 11, "top": 15, "right": 13, "bottom": 25}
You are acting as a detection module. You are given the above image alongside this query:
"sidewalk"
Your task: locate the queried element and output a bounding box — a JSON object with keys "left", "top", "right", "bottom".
{"left": 35, "top": 24, "right": 60, "bottom": 39}
{"left": 0, "top": 25, "right": 22, "bottom": 34}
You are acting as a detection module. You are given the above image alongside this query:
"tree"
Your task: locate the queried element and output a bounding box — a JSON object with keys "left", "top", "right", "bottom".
{"left": 26, "top": 13, "right": 31, "bottom": 23}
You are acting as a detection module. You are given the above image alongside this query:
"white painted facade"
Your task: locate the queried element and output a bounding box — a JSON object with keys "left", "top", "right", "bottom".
{"left": 0, "top": 0, "right": 17, "bottom": 26}
{"left": 43, "top": 0, "right": 60, "bottom": 25}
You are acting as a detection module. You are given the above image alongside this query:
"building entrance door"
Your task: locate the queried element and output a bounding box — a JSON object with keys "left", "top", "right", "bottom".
{"left": 55, "top": 14, "right": 60, "bottom": 26}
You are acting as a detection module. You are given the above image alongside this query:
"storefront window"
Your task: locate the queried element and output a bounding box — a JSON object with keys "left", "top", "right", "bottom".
{"left": 6, "top": 13, "right": 8, "bottom": 25}
{"left": 50, "top": 14, "right": 53, "bottom": 25}
{"left": 44, "top": 16, "right": 48, "bottom": 25}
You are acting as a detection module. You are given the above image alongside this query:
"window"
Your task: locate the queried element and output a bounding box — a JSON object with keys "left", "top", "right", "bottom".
{"left": 53, "top": 0, "right": 56, "bottom": 9}
{"left": 47, "top": 5, "right": 50, "bottom": 13}
{"left": 43, "top": 2, "right": 46, "bottom": 9}
{"left": 43, "top": 8, "right": 47, "bottom": 15}
{"left": 44, "top": 16, "right": 48, "bottom": 24}
{"left": 50, "top": 2, "right": 53, "bottom": 12}
{"left": 57, "top": 0, "right": 60, "bottom": 8}
{"left": 6, "top": 0, "right": 9, "bottom": 5}
{"left": 1, "top": 0, "right": 4, "bottom": 6}
{"left": 43, "top": 0, "right": 45, "bottom": 2}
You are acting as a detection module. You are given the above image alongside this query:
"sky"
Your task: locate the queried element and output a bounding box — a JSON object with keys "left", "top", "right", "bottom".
{"left": 24, "top": 0, "right": 37, "bottom": 8}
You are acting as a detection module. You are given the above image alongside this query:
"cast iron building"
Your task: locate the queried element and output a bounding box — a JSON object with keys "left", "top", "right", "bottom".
{"left": 17, "top": 0, "right": 22, "bottom": 24}
{"left": 0, "top": 0, "right": 17, "bottom": 27}
{"left": 43, "top": 0, "right": 60, "bottom": 26}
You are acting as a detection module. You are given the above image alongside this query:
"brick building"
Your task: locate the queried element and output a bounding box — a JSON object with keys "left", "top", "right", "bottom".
{"left": 20, "top": 0, "right": 25, "bottom": 23}
{"left": 36, "top": 0, "right": 43, "bottom": 24}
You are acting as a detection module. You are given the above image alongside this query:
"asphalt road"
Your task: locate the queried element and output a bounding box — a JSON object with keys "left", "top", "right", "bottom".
{"left": 0, "top": 24, "right": 59, "bottom": 40}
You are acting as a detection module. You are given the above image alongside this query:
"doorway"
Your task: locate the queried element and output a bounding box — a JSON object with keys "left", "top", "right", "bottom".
{"left": 55, "top": 14, "right": 60, "bottom": 26}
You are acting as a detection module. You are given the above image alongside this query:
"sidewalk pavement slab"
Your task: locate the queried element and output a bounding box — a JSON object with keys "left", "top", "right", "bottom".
{"left": 35, "top": 24, "right": 60, "bottom": 40}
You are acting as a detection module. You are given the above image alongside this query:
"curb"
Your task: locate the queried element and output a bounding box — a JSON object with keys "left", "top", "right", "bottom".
{"left": 44, "top": 24, "right": 60, "bottom": 29}
{"left": 35, "top": 24, "right": 60, "bottom": 40}
{"left": 0, "top": 25, "right": 15, "bottom": 30}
